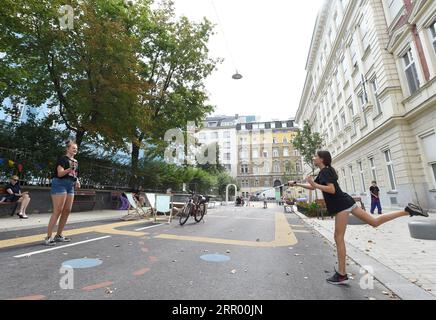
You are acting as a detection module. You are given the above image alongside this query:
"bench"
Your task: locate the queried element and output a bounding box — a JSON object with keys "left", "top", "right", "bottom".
{"left": 0, "top": 187, "right": 19, "bottom": 216}
{"left": 72, "top": 190, "right": 96, "bottom": 211}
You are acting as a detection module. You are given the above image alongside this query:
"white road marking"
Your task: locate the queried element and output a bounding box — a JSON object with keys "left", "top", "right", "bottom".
{"left": 14, "top": 236, "right": 112, "bottom": 258}
{"left": 134, "top": 223, "right": 165, "bottom": 231}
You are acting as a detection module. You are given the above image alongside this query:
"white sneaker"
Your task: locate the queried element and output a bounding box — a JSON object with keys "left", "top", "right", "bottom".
{"left": 44, "top": 237, "right": 55, "bottom": 246}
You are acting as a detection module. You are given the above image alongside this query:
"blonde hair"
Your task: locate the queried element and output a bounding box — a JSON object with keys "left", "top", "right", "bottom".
{"left": 65, "top": 140, "right": 77, "bottom": 151}
{"left": 11, "top": 175, "right": 19, "bottom": 181}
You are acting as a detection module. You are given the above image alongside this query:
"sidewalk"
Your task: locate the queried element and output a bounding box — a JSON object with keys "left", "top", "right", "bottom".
{"left": 295, "top": 210, "right": 436, "bottom": 299}
{"left": 0, "top": 210, "right": 126, "bottom": 232}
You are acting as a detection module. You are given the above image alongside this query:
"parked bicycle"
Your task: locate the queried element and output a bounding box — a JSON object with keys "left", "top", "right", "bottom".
{"left": 179, "top": 193, "right": 207, "bottom": 226}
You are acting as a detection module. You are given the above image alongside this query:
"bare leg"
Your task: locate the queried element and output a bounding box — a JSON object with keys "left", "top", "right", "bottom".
{"left": 334, "top": 212, "right": 349, "bottom": 275}
{"left": 351, "top": 206, "right": 408, "bottom": 228}
{"left": 20, "top": 194, "right": 31, "bottom": 214}
{"left": 57, "top": 195, "right": 74, "bottom": 236}
{"left": 48, "top": 195, "right": 67, "bottom": 238}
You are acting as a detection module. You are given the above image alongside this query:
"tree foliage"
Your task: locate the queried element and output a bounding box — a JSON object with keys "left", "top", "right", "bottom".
{"left": 292, "top": 120, "right": 324, "bottom": 174}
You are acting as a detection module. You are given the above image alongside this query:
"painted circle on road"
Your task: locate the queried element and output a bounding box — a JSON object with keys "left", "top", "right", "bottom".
{"left": 62, "top": 258, "right": 103, "bottom": 269}
{"left": 200, "top": 254, "right": 230, "bottom": 262}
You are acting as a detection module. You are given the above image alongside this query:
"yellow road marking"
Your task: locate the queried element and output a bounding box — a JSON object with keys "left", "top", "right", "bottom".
{"left": 155, "top": 212, "right": 297, "bottom": 248}
{"left": 0, "top": 219, "right": 163, "bottom": 249}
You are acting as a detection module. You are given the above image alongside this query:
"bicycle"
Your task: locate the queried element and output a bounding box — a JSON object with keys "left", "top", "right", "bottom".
{"left": 179, "top": 193, "right": 207, "bottom": 226}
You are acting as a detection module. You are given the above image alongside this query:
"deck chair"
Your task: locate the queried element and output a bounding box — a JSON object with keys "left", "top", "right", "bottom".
{"left": 121, "top": 192, "right": 152, "bottom": 221}
{"left": 156, "top": 194, "right": 172, "bottom": 223}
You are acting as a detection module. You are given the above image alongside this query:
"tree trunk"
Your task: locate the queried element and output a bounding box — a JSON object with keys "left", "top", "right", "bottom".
{"left": 75, "top": 130, "right": 85, "bottom": 148}
{"left": 130, "top": 139, "right": 141, "bottom": 188}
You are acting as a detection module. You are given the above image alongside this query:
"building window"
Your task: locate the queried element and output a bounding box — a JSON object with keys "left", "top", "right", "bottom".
{"left": 273, "top": 137, "right": 278, "bottom": 144}
{"left": 370, "top": 79, "right": 382, "bottom": 115}
{"left": 341, "top": 57, "right": 348, "bottom": 80}
{"left": 224, "top": 153, "right": 231, "bottom": 161}
{"left": 223, "top": 131, "right": 231, "bottom": 139}
{"left": 264, "top": 179, "right": 270, "bottom": 187}
{"left": 283, "top": 137, "right": 288, "bottom": 144}
{"left": 350, "top": 38, "right": 358, "bottom": 67}
{"left": 273, "top": 162, "right": 280, "bottom": 173}
{"left": 273, "top": 148, "right": 279, "bottom": 157}
{"left": 358, "top": 161, "right": 365, "bottom": 192}
{"left": 349, "top": 165, "right": 357, "bottom": 193}
{"left": 283, "top": 148, "right": 289, "bottom": 157}
{"left": 420, "top": 132, "right": 436, "bottom": 185}
{"left": 369, "top": 157, "right": 377, "bottom": 182}
{"left": 386, "top": 0, "right": 403, "bottom": 23}
{"left": 384, "top": 149, "right": 397, "bottom": 190}
{"left": 284, "top": 161, "right": 290, "bottom": 173}
{"left": 341, "top": 112, "right": 347, "bottom": 127}
{"left": 263, "top": 162, "right": 270, "bottom": 174}
{"left": 254, "top": 179, "right": 259, "bottom": 187}
{"left": 360, "top": 17, "right": 370, "bottom": 50}
{"left": 224, "top": 141, "right": 231, "bottom": 149}
{"left": 430, "top": 21, "right": 436, "bottom": 54}
{"left": 342, "top": 168, "right": 348, "bottom": 191}
{"left": 224, "top": 164, "right": 231, "bottom": 171}
{"left": 403, "top": 48, "right": 420, "bottom": 95}
{"left": 252, "top": 149, "right": 259, "bottom": 158}
{"left": 296, "top": 162, "right": 301, "bottom": 173}
{"left": 263, "top": 149, "right": 268, "bottom": 158}
{"left": 241, "top": 164, "right": 249, "bottom": 174}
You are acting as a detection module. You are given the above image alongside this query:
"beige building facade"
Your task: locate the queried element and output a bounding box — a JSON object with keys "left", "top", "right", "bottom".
{"left": 296, "top": 0, "right": 436, "bottom": 211}
{"left": 236, "top": 120, "right": 303, "bottom": 198}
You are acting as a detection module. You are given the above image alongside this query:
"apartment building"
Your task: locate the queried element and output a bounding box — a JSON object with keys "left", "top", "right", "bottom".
{"left": 236, "top": 120, "right": 303, "bottom": 198}
{"left": 196, "top": 115, "right": 256, "bottom": 178}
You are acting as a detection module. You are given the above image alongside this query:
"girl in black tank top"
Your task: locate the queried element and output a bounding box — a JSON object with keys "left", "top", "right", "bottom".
{"left": 288, "top": 150, "right": 428, "bottom": 285}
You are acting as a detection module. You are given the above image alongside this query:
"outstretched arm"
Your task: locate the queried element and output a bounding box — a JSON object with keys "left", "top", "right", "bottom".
{"left": 288, "top": 181, "right": 316, "bottom": 191}
{"left": 307, "top": 176, "right": 336, "bottom": 194}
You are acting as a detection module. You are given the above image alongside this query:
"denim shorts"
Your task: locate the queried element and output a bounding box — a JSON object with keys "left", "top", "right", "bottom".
{"left": 51, "top": 177, "right": 75, "bottom": 195}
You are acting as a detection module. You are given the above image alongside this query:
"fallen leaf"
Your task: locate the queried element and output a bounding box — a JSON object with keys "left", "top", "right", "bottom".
{"left": 105, "top": 287, "right": 114, "bottom": 294}
{"left": 230, "top": 269, "right": 236, "bottom": 274}
{"left": 113, "top": 245, "right": 120, "bottom": 248}
{"left": 382, "top": 291, "right": 389, "bottom": 295}
{"left": 256, "top": 239, "right": 260, "bottom": 242}
{"left": 368, "top": 297, "right": 376, "bottom": 300}
{"left": 226, "top": 250, "right": 231, "bottom": 253}
{"left": 304, "top": 277, "right": 308, "bottom": 280}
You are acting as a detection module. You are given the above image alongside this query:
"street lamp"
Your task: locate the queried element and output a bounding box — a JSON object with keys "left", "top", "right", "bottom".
{"left": 232, "top": 71, "right": 243, "bottom": 80}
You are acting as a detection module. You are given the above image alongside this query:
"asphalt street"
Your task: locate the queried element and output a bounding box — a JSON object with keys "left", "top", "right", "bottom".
{"left": 0, "top": 205, "right": 398, "bottom": 300}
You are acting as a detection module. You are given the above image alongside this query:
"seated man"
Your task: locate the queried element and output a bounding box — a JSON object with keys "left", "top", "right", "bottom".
{"left": 4, "top": 175, "right": 30, "bottom": 219}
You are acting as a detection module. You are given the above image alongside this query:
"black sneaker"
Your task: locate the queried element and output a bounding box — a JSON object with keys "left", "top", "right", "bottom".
{"left": 54, "top": 234, "right": 71, "bottom": 243}
{"left": 405, "top": 203, "right": 429, "bottom": 217}
{"left": 327, "top": 271, "right": 349, "bottom": 285}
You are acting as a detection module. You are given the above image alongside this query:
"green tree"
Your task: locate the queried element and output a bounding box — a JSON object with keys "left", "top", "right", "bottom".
{"left": 292, "top": 120, "right": 324, "bottom": 175}
{"left": 0, "top": 0, "right": 143, "bottom": 148}
{"left": 131, "top": 0, "right": 221, "bottom": 177}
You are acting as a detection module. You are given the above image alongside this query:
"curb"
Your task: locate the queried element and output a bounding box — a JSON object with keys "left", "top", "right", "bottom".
{"left": 293, "top": 211, "right": 436, "bottom": 300}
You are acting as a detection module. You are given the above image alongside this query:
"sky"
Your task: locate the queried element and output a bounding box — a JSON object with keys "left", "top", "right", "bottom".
{"left": 173, "top": 0, "right": 325, "bottom": 122}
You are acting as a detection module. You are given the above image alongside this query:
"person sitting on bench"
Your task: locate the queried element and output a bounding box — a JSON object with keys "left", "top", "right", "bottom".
{"left": 4, "top": 175, "right": 30, "bottom": 219}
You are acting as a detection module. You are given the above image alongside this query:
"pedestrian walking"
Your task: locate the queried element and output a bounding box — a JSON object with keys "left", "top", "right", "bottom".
{"left": 44, "top": 140, "right": 81, "bottom": 246}
{"left": 263, "top": 193, "right": 267, "bottom": 209}
{"left": 289, "top": 150, "right": 428, "bottom": 285}
{"left": 369, "top": 181, "right": 382, "bottom": 214}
